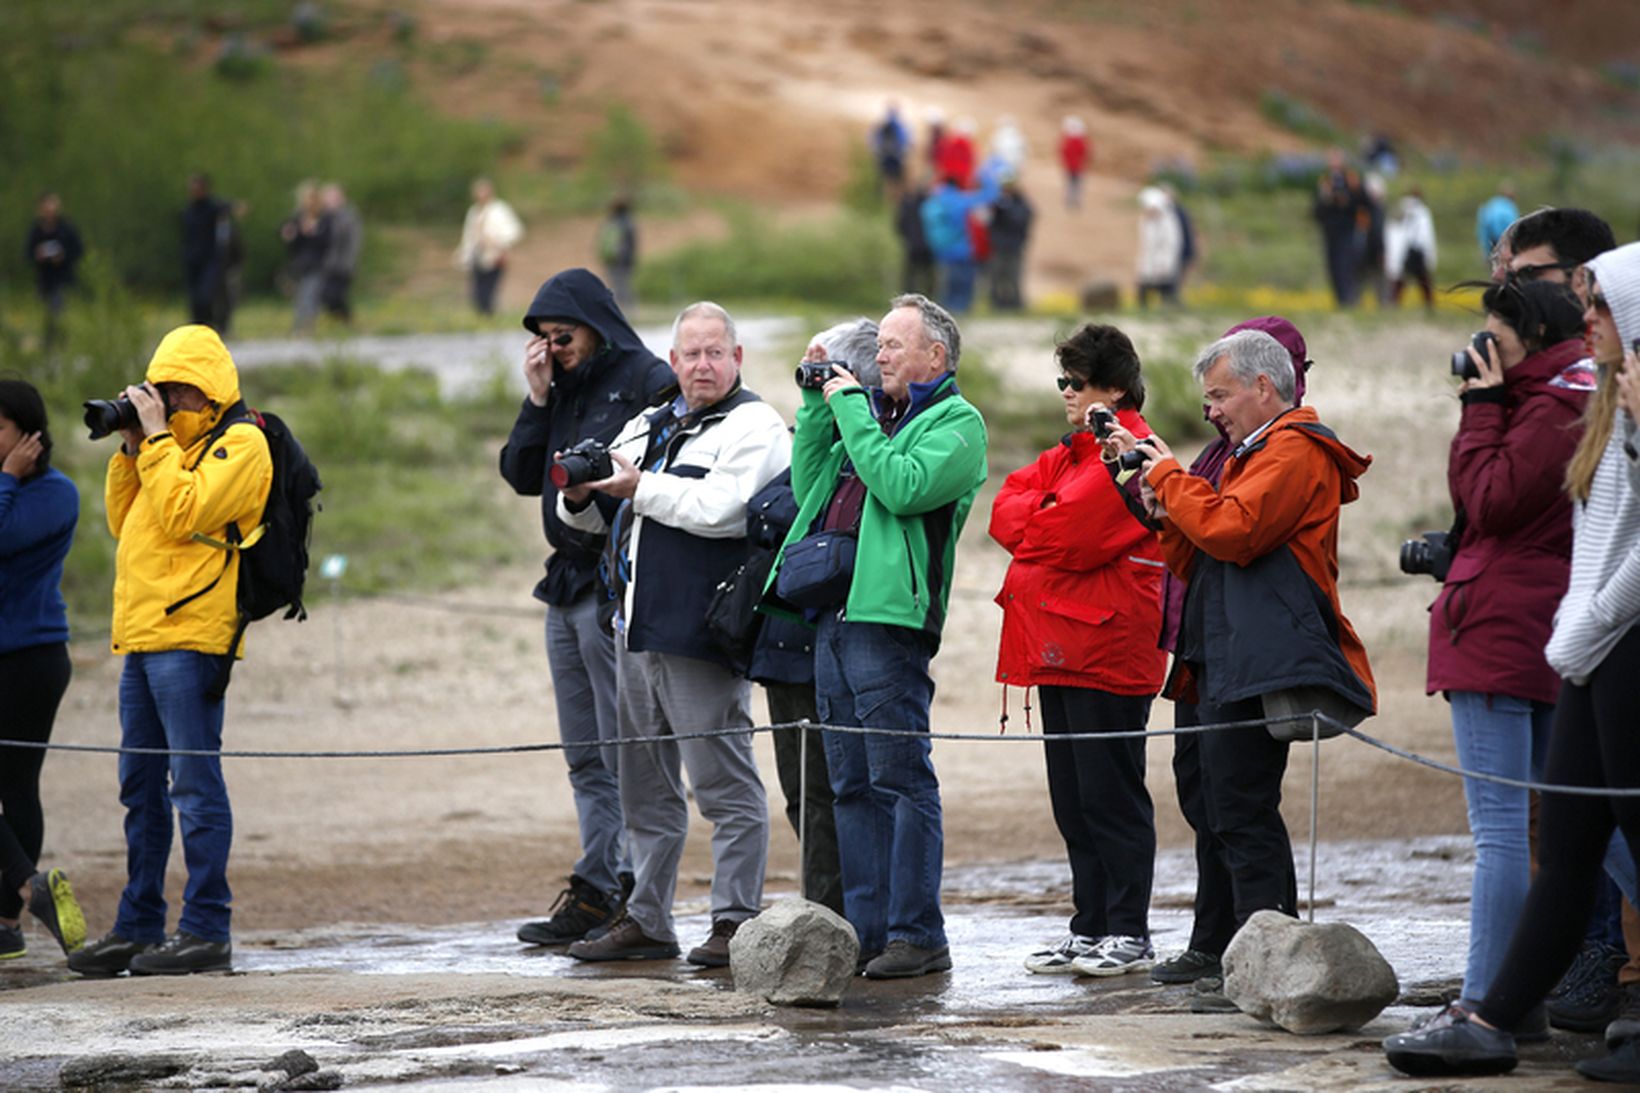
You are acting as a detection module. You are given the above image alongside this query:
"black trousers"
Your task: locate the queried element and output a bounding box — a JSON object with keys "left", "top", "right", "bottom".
{"left": 1040, "top": 685, "right": 1155, "bottom": 939}
{"left": 0, "top": 642, "right": 72, "bottom": 918}
{"left": 765, "top": 682, "right": 844, "bottom": 916}
{"left": 1479, "top": 629, "right": 1640, "bottom": 1031}
{"left": 1173, "top": 693, "right": 1295, "bottom": 956}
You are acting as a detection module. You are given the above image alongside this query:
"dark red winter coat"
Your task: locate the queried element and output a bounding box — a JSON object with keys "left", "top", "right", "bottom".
{"left": 1426, "top": 338, "right": 1594, "bottom": 704}
{"left": 989, "top": 411, "right": 1167, "bottom": 695}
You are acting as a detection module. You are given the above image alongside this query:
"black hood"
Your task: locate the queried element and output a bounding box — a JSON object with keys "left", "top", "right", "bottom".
{"left": 522, "top": 267, "right": 648, "bottom": 354}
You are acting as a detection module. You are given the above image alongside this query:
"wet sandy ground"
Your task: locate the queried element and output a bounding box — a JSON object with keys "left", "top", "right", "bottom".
{"left": 0, "top": 837, "right": 1610, "bottom": 1090}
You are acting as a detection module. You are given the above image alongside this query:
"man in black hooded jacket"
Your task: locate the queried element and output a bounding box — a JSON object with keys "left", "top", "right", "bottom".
{"left": 499, "top": 268, "right": 674, "bottom": 945}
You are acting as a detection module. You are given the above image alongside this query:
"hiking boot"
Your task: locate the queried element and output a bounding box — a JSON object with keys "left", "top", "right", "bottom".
{"left": 1023, "top": 934, "right": 1102, "bottom": 975}
{"left": 27, "top": 868, "right": 86, "bottom": 955}
{"left": 517, "top": 875, "right": 615, "bottom": 946}
{"left": 128, "top": 931, "right": 232, "bottom": 976}
{"left": 863, "top": 939, "right": 952, "bottom": 980}
{"left": 855, "top": 949, "right": 883, "bottom": 974}
{"left": 1578, "top": 1036, "right": 1640, "bottom": 1084}
{"left": 1547, "top": 940, "right": 1625, "bottom": 1032}
{"left": 1150, "top": 948, "right": 1221, "bottom": 984}
{"left": 565, "top": 914, "right": 679, "bottom": 962}
{"left": 1188, "top": 974, "right": 1240, "bottom": 1014}
{"left": 67, "top": 932, "right": 159, "bottom": 978}
{"left": 686, "top": 918, "right": 740, "bottom": 968}
{"left": 1071, "top": 934, "right": 1154, "bottom": 977}
{"left": 1605, "top": 983, "right": 1640, "bottom": 1050}
{"left": 0, "top": 923, "right": 23, "bottom": 960}
{"left": 1383, "top": 1010, "right": 1518, "bottom": 1077}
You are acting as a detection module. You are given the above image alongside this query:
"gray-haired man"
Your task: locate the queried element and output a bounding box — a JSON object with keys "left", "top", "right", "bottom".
{"left": 558, "top": 302, "right": 790, "bottom": 967}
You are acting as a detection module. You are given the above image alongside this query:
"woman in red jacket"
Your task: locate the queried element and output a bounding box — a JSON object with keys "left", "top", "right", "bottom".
{"left": 1416, "top": 277, "right": 1593, "bottom": 1032}
{"left": 990, "top": 323, "right": 1167, "bottom": 978}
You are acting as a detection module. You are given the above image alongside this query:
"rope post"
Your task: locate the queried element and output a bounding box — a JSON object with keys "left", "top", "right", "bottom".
{"left": 798, "top": 720, "right": 809, "bottom": 902}
{"left": 1307, "top": 711, "right": 1320, "bottom": 924}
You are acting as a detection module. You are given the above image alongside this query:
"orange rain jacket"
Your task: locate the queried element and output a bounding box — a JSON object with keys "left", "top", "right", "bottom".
{"left": 1146, "top": 406, "right": 1376, "bottom": 714}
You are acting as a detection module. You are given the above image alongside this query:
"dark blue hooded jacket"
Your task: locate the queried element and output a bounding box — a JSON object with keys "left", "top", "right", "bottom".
{"left": 499, "top": 268, "right": 674, "bottom": 606}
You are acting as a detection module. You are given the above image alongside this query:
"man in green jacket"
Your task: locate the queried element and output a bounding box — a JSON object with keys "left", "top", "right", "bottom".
{"left": 768, "top": 293, "right": 987, "bottom": 978}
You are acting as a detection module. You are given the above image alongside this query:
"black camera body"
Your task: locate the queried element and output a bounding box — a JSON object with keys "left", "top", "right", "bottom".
{"left": 795, "top": 360, "right": 844, "bottom": 390}
{"left": 1451, "top": 331, "right": 1498, "bottom": 381}
{"left": 83, "top": 388, "right": 172, "bottom": 441}
{"left": 1088, "top": 406, "right": 1116, "bottom": 440}
{"left": 1400, "top": 530, "right": 1454, "bottom": 582}
{"left": 550, "top": 438, "right": 615, "bottom": 490}
{"left": 1117, "top": 441, "right": 1155, "bottom": 473}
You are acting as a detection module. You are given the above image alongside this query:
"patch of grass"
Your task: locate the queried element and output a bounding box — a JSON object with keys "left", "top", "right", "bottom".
{"left": 1, "top": 3, "right": 515, "bottom": 299}
{"left": 635, "top": 207, "right": 899, "bottom": 312}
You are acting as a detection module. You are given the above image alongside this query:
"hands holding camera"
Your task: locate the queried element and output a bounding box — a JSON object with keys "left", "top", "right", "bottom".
{"left": 1457, "top": 331, "right": 1506, "bottom": 394}
{"left": 1087, "top": 403, "right": 1173, "bottom": 520}
{"left": 555, "top": 448, "right": 638, "bottom": 506}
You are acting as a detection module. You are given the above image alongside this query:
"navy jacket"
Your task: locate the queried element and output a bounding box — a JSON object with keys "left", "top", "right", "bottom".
{"left": 0, "top": 467, "right": 78, "bottom": 655}
{"left": 498, "top": 268, "right": 673, "bottom": 606}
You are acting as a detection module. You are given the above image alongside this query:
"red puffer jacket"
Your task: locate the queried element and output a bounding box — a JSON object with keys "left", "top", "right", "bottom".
{"left": 1426, "top": 338, "right": 1593, "bottom": 704}
{"left": 989, "top": 410, "right": 1167, "bottom": 694}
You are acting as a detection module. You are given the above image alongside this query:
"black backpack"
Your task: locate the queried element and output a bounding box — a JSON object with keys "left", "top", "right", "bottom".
{"left": 166, "top": 400, "right": 322, "bottom": 695}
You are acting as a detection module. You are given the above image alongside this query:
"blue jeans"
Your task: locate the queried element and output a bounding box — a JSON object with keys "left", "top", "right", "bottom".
{"left": 546, "top": 595, "right": 628, "bottom": 896}
{"left": 939, "top": 260, "right": 977, "bottom": 315}
{"left": 814, "top": 615, "right": 945, "bottom": 953}
{"left": 1450, "top": 691, "right": 1553, "bottom": 1003}
{"left": 115, "top": 651, "right": 233, "bottom": 943}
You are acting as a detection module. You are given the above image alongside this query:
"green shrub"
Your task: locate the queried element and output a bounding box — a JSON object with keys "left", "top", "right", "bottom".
{"left": 635, "top": 208, "right": 898, "bottom": 310}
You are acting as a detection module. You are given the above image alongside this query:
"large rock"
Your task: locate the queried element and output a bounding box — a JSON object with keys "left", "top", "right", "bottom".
{"left": 1222, "top": 910, "right": 1399, "bottom": 1034}
{"left": 729, "top": 899, "right": 859, "bottom": 1007}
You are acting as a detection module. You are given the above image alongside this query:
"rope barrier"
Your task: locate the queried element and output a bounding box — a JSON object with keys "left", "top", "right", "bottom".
{"left": 7, "top": 712, "right": 1640, "bottom": 799}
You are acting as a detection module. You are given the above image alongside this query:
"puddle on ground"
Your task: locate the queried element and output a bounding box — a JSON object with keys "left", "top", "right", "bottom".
{"left": 1, "top": 837, "right": 1488, "bottom": 1091}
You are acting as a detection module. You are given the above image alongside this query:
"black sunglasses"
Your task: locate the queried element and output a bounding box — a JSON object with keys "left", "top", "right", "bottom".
{"left": 1508, "top": 260, "right": 1576, "bottom": 283}
{"left": 1055, "top": 375, "right": 1088, "bottom": 392}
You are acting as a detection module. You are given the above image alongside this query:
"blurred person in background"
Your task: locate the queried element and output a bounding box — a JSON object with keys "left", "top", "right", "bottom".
{"left": 318, "top": 183, "right": 362, "bottom": 326}
{"left": 1477, "top": 182, "right": 1520, "bottom": 269}
{"left": 279, "top": 181, "right": 329, "bottom": 337}
{"left": 1312, "top": 149, "right": 1368, "bottom": 308}
{"left": 1135, "top": 187, "right": 1181, "bottom": 309}
{"left": 988, "top": 175, "right": 1034, "bottom": 311}
{"left": 598, "top": 198, "right": 638, "bottom": 310}
{"left": 23, "top": 193, "right": 84, "bottom": 348}
{"left": 180, "top": 174, "right": 235, "bottom": 334}
{"left": 990, "top": 324, "right": 1166, "bottom": 979}
{"left": 1385, "top": 187, "right": 1437, "bottom": 311}
{"left": 456, "top": 178, "right": 524, "bottom": 317}
{"left": 0, "top": 379, "right": 86, "bottom": 962}
{"left": 1058, "top": 116, "right": 1089, "bottom": 211}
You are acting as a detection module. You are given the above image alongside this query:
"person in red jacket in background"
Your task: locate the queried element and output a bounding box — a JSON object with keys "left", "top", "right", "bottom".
{"left": 990, "top": 324, "right": 1167, "bottom": 979}
{"left": 1059, "top": 116, "right": 1090, "bottom": 210}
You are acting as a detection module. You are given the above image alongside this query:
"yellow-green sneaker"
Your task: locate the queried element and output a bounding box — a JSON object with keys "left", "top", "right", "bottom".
{"left": 0, "top": 923, "right": 23, "bottom": 960}
{"left": 28, "top": 868, "right": 87, "bottom": 954}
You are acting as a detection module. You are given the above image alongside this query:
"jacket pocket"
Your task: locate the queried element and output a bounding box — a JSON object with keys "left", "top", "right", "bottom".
{"left": 1038, "top": 594, "right": 1115, "bottom": 627}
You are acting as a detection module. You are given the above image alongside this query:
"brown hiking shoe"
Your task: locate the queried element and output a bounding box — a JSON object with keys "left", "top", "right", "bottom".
{"left": 565, "top": 914, "right": 679, "bottom": 962}
{"left": 686, "top": 918, "right": 741, "bottom": 968}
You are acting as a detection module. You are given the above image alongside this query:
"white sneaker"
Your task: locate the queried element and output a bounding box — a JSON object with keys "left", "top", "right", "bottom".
{"left": 1023, "top": 934, "right": 1104, "bottom": 975}
{"left": 1071, "top": 934, "right": 1154, "bottom": 977}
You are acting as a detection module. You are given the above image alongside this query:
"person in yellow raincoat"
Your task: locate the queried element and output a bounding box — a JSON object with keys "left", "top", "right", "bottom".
{"left": 68, "top": 325, "right": 271, "bottom": 979}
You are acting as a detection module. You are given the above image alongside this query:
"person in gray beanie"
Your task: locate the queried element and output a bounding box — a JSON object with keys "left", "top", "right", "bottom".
{"left": 1386, "top": 240, "right": 1640, "bottom": 1081}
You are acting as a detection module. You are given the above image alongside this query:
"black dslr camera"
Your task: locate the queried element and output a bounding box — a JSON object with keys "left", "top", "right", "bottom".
{"left": 1399, "top": 530, "right": 1454, "bottom": 582}
{"left": 795, "top": 360, "right": 844, "bottom": 390}
{"left": 1450, "top": 331, "right": 1498, "bottom": 381}
{"left": 549, "top": 438, "right": 615, "bottom": 489}
{"left": 83, "top": 388, "right": 172, "bottom": 441}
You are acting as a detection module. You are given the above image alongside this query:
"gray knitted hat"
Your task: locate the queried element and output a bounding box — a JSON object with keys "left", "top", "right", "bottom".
{"left": 1586, "top": 241, "right": 1640, "bottom": 353}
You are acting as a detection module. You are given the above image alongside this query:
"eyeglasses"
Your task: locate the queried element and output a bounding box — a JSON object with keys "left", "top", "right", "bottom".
{"left": 1508, "top": 260, "right": 1576, "bottom": 283}
{"left": 1055, "top": 375, "right": 1087, "bottom": 392}
{"left": 549, "top": 332, "right": 576, "bottom": 348}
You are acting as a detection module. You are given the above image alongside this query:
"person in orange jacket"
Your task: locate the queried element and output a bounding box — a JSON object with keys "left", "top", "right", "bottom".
{"left": 1104, "top": 326, "right": 1376, "bottom": 1009}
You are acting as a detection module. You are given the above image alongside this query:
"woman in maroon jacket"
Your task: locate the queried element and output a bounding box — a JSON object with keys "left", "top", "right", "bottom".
{"left": 990, "top": 323, "right": 1167, "bottom": 977}
{"left": 1421, "top": 278, "right": 1592, "bottom": 1028}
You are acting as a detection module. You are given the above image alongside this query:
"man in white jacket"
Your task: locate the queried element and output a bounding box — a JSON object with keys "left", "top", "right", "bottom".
{"left": 557, "top": 302, "right": 790, "bottom": 967}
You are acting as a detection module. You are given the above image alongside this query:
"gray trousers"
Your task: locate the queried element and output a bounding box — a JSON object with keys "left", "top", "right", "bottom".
{"left": 618, "top": 645, "right": 768, "bottom": 942}
{"left": 546, "top": 595, "right": 626, "bottom": 896}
